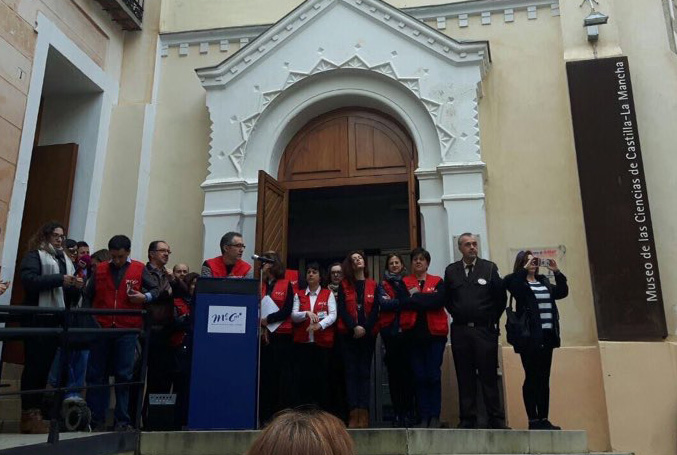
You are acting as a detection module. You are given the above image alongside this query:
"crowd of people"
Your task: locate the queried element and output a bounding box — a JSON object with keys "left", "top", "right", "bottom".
{"left": 4, "top": 222, "right": 569, "bottom": 435}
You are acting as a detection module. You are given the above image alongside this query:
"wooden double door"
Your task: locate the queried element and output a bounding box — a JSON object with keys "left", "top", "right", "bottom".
{"left": 255, "top": 108, "right": 418, "bottom": 262}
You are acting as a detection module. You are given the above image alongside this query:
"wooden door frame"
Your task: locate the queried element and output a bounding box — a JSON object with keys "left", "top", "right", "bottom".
{"left": 278, "top": 107, "right": 420, "bottom": 249}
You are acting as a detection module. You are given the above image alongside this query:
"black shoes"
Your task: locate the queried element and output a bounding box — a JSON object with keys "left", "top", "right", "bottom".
{"left": 457, "top": 419, "right": 477, "bottom": 429}
{"left": 528, "top": 419, "right": 561, "bottom": 430}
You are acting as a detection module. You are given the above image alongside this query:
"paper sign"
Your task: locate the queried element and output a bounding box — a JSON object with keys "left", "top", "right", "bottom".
{"left": 207, "top": 306, "right": 247, "bottom": 334}
{"left": 260, "top": 296, "right": 282, "bottom": 333}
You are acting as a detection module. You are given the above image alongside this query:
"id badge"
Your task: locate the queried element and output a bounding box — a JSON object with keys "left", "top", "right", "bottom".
{"left": 318, "top": 311, "right": 327, "bottom": 320}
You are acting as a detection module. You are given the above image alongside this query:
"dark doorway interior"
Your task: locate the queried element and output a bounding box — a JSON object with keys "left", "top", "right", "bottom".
{"left": 287, "top": 182, "right": 410, "bottom": 271}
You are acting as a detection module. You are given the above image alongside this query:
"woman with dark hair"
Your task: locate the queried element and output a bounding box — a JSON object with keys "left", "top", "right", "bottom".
{"left": 399, "top": 247, "right": 447, "bottom": 428}
{"left": 503, "top": 251, "right": 568, "bottom": 430}
{"left": 337, "top": 250, "right": 378, "bottom": 428}
{"left": 19, "top": 221, "right": 82, "bottom": 433}
{"left": 376, "top": 253, "right": 415, "bottom": 427}
{"left": 258, "top": 250, "right": 294, "bottom": 424}
{"left": 291, "top": 262, "right": 337, "bottom": 409}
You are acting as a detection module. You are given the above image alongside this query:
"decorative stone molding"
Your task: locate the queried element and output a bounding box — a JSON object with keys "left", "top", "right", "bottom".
{"left": 160, "top": 0, "right": 558, "bottom": 58}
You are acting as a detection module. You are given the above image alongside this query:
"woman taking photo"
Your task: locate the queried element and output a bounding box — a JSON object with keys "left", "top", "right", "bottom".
{"left": 337, "top": 250, "right": 378, "bottom": 428}
{"left": 376, "top": 253, "right": 415, "bottom": 427}
{"left": 503, "top": 251, "right": 568, "bottom": 430}
{"left": 19, "top": 221, "right": 82, "bottom": 433}
{"left": 291, "top": 262, "right": 337, "bottom": 410}
{"left": 258, "top": 251, "right": 294, "bottom": 424}
{"left": 399, "top": 247, "right": 447, "bottom": 428}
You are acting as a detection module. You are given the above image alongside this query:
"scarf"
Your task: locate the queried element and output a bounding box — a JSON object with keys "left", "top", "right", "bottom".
{"left": 37, "top": 244, "right": 75, "bottom": 309}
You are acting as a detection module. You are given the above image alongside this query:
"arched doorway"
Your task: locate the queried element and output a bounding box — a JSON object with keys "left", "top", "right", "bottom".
{"left": 255, "top": 107, "right": 419, "bottom": 273}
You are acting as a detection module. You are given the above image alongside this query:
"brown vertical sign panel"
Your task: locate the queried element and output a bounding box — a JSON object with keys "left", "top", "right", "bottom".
{"left": 566, "top": 56, "right": 667, "bottom": 340}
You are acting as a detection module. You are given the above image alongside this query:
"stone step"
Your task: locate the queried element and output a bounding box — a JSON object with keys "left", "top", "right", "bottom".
{"left": 139, "top": 428, "right": 609, "bottom": 455}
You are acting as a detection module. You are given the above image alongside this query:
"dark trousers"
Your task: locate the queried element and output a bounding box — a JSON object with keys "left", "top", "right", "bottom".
{"left": 86, "top": 334, "right": 137, "bottom": 426}
{"left": 409, "top": 337, "right": 445, "bottom": 421}
{"left": 381, "top": 332, "right": 414, "bottom": 417}
{"left": 293, "top": 342, "right": 330, "bottom": 409}
{"left": 143, "top": 329, "right": 173, "bottom": 426}
{"left": 259, "top": 332, "right": 294, "bottom": 424}
{"left": 341, "top": 334, "right": 375, "bottom": 409}
{"left": 21, "top": 336, "right": 58, "bottom": 411}
{"left": 172, "top": 343, "right": 192, "bottom": 429}
{"left": 519, "top": 347, "right": 554, "bottom": 420}
{"left": 450, "top": 324, "right": 504, "bottom": 425}
{"left": 327, "top": 339, "right": 349, "bottom": 422}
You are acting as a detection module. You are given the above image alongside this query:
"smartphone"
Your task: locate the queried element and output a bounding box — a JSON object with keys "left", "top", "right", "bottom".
{"left": 537, "top": 258, "right": 552, "bottom": 268}
{"left": 126, "top": 281, "right": 134, "bottom": 295}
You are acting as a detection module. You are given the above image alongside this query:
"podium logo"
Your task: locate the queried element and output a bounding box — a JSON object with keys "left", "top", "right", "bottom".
{"left": 207, "top": 306, "right": 247, "bottom": 334}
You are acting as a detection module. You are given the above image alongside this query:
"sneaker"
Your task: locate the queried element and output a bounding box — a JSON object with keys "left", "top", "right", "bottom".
{"left": 114, "top": 422, "right": 136, "bottom": 432}
{"left": 20, "top": 409, "right": 50, "bottom": 434}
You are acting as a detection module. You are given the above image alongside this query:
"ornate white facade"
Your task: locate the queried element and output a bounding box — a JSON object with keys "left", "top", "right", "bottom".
{"left": 195, "top": 0, "right": 491, "bottom": 273}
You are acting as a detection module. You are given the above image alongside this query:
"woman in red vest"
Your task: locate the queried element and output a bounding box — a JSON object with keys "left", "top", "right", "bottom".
{"left": 400, "top": 247, "right": 448, "bottom": 428}
{"left": 258, "top": 251, "right": 294, "bottom": 424}
{"left": 291, "top": 262, "right": 337, "bottom": 410}
{"left": 337, "top": 250, "right": 379, "bottom": 428}
{"left": 376, "top": 253, "right": 415, "bottom": 427}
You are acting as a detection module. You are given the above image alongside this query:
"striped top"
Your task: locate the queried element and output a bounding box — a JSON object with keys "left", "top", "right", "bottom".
{"left": 528, "top": 280, "right": 554, "bottom": 330}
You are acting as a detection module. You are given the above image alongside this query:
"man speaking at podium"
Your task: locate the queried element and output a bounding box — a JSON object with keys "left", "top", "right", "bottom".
{"left": 201, "top": 232, "right": 253, "bottom": 278}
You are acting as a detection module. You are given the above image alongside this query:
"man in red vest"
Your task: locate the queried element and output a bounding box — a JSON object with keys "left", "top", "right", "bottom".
{"left": 201, "top": 231, "right": 253, "bottom": 278}
{"left": 83, "top": 235, "right": 160, "bottom": 431}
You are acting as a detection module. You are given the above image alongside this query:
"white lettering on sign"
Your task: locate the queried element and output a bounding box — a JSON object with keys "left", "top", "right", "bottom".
{"left": 207, "top": 306, "right": 247, "bottom": 334}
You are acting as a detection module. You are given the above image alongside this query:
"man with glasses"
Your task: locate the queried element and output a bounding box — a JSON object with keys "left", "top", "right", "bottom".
{"left": 202, "top": 231, "right": 253, "bottom": 278}
{"left": 143, "top": 241, "right": 176, "bottom": 429}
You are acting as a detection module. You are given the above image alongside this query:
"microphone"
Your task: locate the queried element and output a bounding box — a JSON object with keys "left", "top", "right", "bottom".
{"left": 251, "top": 254, "right": 275, "bottom": 264}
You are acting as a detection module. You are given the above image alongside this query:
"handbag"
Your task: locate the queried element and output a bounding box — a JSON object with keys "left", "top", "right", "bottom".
{"left": 505, "top": 294, "right": 531, "bottom": 351}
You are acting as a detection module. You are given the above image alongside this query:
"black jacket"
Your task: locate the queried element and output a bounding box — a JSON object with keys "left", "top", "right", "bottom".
{"left": 444, "top": 258, "right": 506, "bottom": 325}
{"left": 20, "top": 249, "right": 80, "bottom": 308}
{"left": 503, "top": 268, "right": 568, "bottom": 350}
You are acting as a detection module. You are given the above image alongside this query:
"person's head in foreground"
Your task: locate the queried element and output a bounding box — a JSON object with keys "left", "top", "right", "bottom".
{"left": 246, "top": 409, "right": 354, "bottom": 455}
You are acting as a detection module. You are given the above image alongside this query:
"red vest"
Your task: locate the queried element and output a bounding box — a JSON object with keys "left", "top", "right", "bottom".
{"left": 400, "top": 274, "right": 448, "bottom": 336}
{"left": 337, "top": 279, "right": 377, "bottom": 334}
{"left": 262, "top": 279, "right": 292, "bottom": 334}
{"left": 377, "top": 280, "right": 397, "bottom": 331}
{"left": 293, "top": 288, "right": 335, "bottom": 348}
{"left": 93, "top": 260, "right": 145, "bottom": 328}
{"left": 285, "top": 269, "right": 300, "bottom": 293}
{"left": 205, "top": 256, "right": 251, "bottom": 278}
{"left": 170, "top": 297, "right": 190, "bottom": 347}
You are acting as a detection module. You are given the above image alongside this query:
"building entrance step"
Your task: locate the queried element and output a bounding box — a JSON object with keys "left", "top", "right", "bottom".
{"left": 139, "top": 428, "right": 630, "bottom": 455}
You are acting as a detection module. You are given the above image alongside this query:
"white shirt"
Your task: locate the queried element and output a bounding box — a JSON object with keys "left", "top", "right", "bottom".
{"left": 463, "top": 258, "right": 478, "bottom": 276}
{"left": 292, "top": 286, "right": 337, "bottom": 343}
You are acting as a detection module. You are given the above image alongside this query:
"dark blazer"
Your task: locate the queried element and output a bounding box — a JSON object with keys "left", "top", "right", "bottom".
{"left": 503, "top": 268, "right": 568, "bottom": 349}
{"left": 444, "top": 258, "right": 507, "bottom": 325}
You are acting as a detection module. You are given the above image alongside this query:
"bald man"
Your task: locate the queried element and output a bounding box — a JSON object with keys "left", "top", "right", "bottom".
{"left": 173, "top": 263, "right": 189, "bottom": 282}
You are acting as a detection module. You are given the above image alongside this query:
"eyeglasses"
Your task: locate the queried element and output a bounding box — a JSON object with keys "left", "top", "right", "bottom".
{"left": 227, "top": 243, "right": 246, "bottom": 249}
{"left": 153, "top": 248, "right": 172, "bottom": 254}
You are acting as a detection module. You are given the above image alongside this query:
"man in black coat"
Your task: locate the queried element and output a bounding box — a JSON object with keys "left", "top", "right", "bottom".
{"left": 444, "top": 232, "right": 508, "bottom": 429}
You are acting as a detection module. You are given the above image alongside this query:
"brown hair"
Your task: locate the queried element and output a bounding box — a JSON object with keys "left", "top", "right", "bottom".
{"left": 28, "top": 221, "right": 65, "bottom": 251}
{"left": 512, "top": 250, "right": 533, "bottom": 273}
{"left": 262, "top": 250, "right": 286, "bottom": 280}
{"left": 246, "top": 409, "right": 354, "bottom": 455}
{"left": 341, "top": 250, "right": 369, "bottom": 284}
{"left": 384, "top": 253, "right": 406, "bottom": 275}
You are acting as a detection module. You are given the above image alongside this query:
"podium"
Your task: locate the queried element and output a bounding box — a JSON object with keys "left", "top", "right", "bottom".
{"left": 188, "top": 278, "right": 260, "bottom": 430}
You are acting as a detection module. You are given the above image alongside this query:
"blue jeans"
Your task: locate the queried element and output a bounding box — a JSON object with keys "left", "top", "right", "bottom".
{"left": 86, "top": 335, "right": 137, "bottom": 426}
{"left": 48, "top": 348, "right": 90, "bottom": 400}
{"left": 409, "top": 338, "right": 446, "bottom": 421}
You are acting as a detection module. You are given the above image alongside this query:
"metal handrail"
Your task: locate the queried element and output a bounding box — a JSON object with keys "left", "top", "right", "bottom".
{"left": 0, "top": 304, "right": 152, "bottom": 443}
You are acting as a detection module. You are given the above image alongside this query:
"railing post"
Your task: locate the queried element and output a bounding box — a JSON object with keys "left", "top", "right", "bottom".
{"left": 134, "top": 310, "right": 151, "bottom": 430}
{"left": 48, "top": 307, "right": 68, "bottom": 444}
